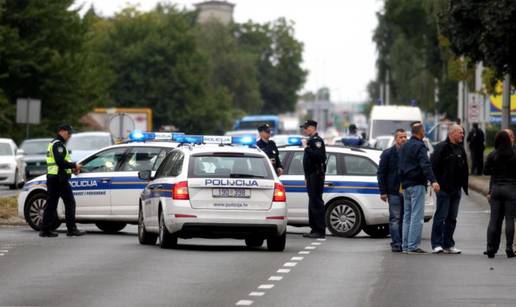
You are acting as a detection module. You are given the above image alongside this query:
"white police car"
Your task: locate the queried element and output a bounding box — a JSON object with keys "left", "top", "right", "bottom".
{"left": 278, "top": 139, "right": 435, "bottom": 238}
{"left": 137, "top": 135, "right": 287, "bottom": 251}
{"left": 18, "top": 132, "right": 181, "bottom": 233}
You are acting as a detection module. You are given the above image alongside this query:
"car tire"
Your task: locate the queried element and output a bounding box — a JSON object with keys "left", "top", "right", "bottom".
{"left": 267, "top": 232, "right": 286, "bottom": 251}
{"left": 24, "top": 192, "right": 61, "bottom": 231}
{"left": 158, "top": 211, "right": 177, "bottom": 249}
{"left": 245, "top": 238, "right": 264, "bottom": 248}
{"left": 95, "top": 222, "right": 127, "bottom": 233}
{"left": 9, "top": 171, "right": 18, "bottom": 190}
{"left": 325, "top": 199, "right": 363, "bottom": 238}
{"left": 363, "top": 224, "right": 390, "bottom": 238}
{"left": 138, "top": 207, "right": 157, "bottom": 245}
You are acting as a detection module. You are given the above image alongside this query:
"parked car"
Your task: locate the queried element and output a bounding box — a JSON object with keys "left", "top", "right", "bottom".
{"left": 0, "top": 138, "right": 26, "bottom": 189}
{"left": 67, "top": 132, "right": 114, "bottom": 162}
{"left": 20, "top": 138, "right": 52, "bottom": 179}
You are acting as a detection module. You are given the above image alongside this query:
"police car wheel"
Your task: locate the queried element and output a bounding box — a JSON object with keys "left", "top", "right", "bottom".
{"left": 24, "top": 192, "right": 61, "bottom": 231}
{"left": 267, "top": 232, "right": 286, "bottom": 251}
{"left": 363, "top": 224, "right": 390, "bottom": 238}
{"left": 138, "top": 207, "right": 157, "bottom": 245}
{"left": 95, "top": 222, "right": 127, "bottom": 234}
{"left": 245, "top": 238, "right": 264, "bottom": 248}
{"left": 325, "top": 200, "right": 362, "bottom": 238}
{"left": 158, "top": 211, "right": 177, "bottom": 249}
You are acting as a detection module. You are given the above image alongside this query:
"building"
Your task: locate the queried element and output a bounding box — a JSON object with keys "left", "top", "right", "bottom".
{"left": 195, "top": 1, "right": 235, "bottom": 25}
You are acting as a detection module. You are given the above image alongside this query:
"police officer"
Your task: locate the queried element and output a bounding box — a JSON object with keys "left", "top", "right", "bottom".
{"left": 256, "top": 124, "right": 283, "bottom": 176}
{"left": 341, "top": 124, "right": 365, "bottom": 147}
{"left": 39, "top": 124, "right": 85, "bottom": 237}
{"left": 300, "top": 120, "right": 327, "bottom": 238}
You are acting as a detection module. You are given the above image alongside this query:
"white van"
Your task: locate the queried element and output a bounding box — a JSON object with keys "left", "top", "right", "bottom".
{"left": 368, "top": 105, "right": 423, "bottom": 146}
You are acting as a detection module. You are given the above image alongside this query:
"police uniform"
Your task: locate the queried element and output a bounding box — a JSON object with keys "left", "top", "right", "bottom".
{"left": 256, "top": 124, "right": 283, "bottom": 175}
{"left": 301, "top": 120, "right": 326, "bottom": 238}
{"left": 40, "top": 124, "right": 84, "bottom": 237}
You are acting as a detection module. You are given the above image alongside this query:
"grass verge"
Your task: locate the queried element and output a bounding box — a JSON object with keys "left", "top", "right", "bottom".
{"left": 0, "top": 196, "right": 25, "bottom": 225}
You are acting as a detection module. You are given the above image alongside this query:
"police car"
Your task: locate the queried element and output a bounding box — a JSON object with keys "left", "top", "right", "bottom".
{"left": 278, "top": 139, "right": 435, "bottom": 238}
{"left": 18, "top": 131, "right": 181, "bottom": 233}
{"left": 137, "top": 134, "right": 287, "bottom": 251}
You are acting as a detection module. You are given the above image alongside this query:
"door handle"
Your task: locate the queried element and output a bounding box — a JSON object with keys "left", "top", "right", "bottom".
{"left": 324, "top": 182, "right": 335, "bottom": 187}
{"left": 100, "top": 178, "right": 111, "bottom": 184}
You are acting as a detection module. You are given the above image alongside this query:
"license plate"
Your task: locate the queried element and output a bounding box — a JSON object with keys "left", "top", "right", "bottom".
{"left": 212, "top": 188, "right": 251, "bottom": 198}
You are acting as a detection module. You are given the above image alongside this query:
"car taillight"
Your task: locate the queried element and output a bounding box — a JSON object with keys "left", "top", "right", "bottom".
{"left": 173, "top": 181, "right": 189, "bottom": 200}
{"left": 273, "top": 183, "right": 286, "bottom": 202}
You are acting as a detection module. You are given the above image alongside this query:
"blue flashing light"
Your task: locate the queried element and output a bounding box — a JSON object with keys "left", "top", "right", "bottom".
{"left": 128, "top": 130, "right": 185, "bottom": 142}
{"left": 172, "top": 134, "right": 204, "bottom": 144}
{"left": 233, "top": 135, "right": 256, "bottom": 146}
{"left": 287, "top": 136, "right": 302, "bottom": 146}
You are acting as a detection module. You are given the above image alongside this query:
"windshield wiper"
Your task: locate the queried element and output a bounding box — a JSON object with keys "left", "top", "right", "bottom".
{"left": 229, "top": 173, "right": 264, "bottom": 178}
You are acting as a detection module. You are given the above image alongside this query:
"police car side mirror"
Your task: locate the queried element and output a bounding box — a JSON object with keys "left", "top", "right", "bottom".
{"left": 138, "top": 170, "right": 153, "bottom": 181}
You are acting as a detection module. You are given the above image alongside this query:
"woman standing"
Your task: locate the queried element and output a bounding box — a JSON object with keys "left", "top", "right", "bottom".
{"left": 484, "top": 131, "right": 516, "bottom": 258}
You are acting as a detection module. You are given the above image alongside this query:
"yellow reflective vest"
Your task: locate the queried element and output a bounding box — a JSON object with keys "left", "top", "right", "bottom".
{"left": 46, "top": 140, "right": 72, "bottom": 175}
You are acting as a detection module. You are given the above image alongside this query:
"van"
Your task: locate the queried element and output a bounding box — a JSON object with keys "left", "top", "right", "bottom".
{"left": 368, "top": 105, "right": 423, "bottom": 146}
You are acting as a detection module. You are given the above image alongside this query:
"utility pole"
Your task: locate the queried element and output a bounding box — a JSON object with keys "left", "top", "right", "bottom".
{"left": 502, "top": 73, "right": 511, "bottom": 129}
{"left": 385, "top": 69, "right": 391, "bottom": 105}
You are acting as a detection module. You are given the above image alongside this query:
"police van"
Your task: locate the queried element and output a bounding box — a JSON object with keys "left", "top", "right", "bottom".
{"left": 137, "top": 134, "right": 287, "bottom": 251}
{"left": 278, "top": 139, "right": 435, "bottom": 238}
{"left": 17, "top": 132, "right": 181, "bottom": 233}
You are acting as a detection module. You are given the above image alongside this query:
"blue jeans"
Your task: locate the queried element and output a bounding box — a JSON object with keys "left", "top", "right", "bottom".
{"left": 402, "top": 185, "right": 426, "bottom": 251}
{"left": 431, "top": 190, "right": 461, "bottom": 249}
{"left": 388, "top": 194, "right": 404, "bottom": 249}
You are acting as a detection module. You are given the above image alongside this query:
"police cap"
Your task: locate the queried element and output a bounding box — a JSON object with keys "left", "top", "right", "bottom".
{"left": 57, "top": 123, "right": 74, "bottom": 133}
{"left": 300, "top": 119, "right": 317, "bottom": 129}
{"left": 257, "top": 124, "right": 271, "bottom": 133}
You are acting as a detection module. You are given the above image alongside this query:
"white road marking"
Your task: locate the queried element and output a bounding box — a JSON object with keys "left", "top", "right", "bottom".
{"left": 0, "top": 250, "right": 8, "bottom": 253}
{"left": 299, "top": 251, "right": 310, "bottom": 255}
{"left": 291, "top": 256, "right": 304, "bottom": 261}
{"left": 269, "top": 276, "right": 283, "bottom": 281}
{"left": 311, "top": 242, "right": 322, "bottom": 245}
{"left": 305, "top": 246, "right": 316, "bottom": 250}
{"left": 316, "top": 238, "right": 326, "bottom": 241}
{"left": 0, "top": 253, "right": 4, "bottom": 256}
{"left": 283, "top": 262, "right": 297, "bottom": 267}
{"left": 236, "top": 300, "right": 254, "bottom": 306}
{"left": 249, "top": 292, "right": 265, "bottom": 297}
{"left": 277, "top": 268, "right": 290, "bottom": 273}
{"left": 258, "top": 284, "right": 274, "bottom": 289}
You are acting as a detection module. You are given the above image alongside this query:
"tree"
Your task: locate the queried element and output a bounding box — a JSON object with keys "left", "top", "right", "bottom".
{"left": 237, "top": 18, "right": 306, "bottom": 114}
{"left": 439, "top": 0, "right": 516, "bottom": 82}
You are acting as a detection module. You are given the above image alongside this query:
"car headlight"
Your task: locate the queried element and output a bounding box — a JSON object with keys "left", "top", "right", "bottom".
{"left": 0, "top": 163, "right": 12, "bottom": 170}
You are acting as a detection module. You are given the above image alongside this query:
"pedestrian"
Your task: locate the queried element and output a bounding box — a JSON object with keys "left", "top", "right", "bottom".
{"left": 484, "top": 130, "right": 516, "bottom": 258}
{"left": 256, "top": 124, "right": 283, "bottom": 176}
{"left": 430, "top": 124, "right": 468, "bottom": 254}
{"left": 300, "top": 120, "right": 327, "bottom": 239}
{"left": 377, "top": 128, "right": 407, "bottom": 252}
{"left": 39, "top": 124, "right": 85, "bottom": 237}
{"left": 341, "top": 124, "right": 365, "bottom": 147}
{"left": 398, "top": 122, "right": 440, "bottom": 254}
{"left": 466, "top": 123, "right": 485, "bottom": 175}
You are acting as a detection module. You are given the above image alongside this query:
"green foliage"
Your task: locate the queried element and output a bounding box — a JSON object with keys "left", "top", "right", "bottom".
{"left": 440, "top": 0, "right": 516, "bottom": 82}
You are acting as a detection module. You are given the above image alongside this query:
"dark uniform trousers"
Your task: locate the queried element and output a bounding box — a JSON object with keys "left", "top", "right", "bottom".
{"left": 307, "top": 171, "right": 326, "bottom": 234}
{"left": 41, "top": 175, "right": 76, "bottom": 232}
{"left": 487, "top": 184, "right": 516, "bottom": 253}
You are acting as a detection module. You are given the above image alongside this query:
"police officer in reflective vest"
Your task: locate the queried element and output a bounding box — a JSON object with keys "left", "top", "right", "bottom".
{"left": 301, "top": 120, "right": 327, "bottom": 238}
{"left": 256, "top": 124, "right": 283, "bottom": 176}
{"left": 40, "top": 124, "right": 85, "bottom": 237}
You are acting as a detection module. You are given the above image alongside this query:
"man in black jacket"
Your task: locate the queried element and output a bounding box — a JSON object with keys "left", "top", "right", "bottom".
{"left": 377, "top": 128, "right": 407, "bottom": 252}
{"left": 399, "top": 122, "right": 440, "bottom": 254}
{"left": 430, "top": 124, "right": 468, "bottom": 254}
{"left": 466, "top": 123, "right": 485, "bottom": 175}
{"left": 256, "top": 124, "right": 283, "bottom": 176}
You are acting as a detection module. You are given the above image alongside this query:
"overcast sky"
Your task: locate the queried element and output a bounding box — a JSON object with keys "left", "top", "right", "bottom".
{"left": 78, "top": 0, "right": 383, "bottom": 103}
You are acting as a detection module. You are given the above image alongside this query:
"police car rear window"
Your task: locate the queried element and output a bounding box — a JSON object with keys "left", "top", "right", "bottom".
{"left": 188, "top": 154, "right": 273, "bottom": 179}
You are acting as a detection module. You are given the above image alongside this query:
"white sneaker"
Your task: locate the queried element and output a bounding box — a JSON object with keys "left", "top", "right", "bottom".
{"left": 432, "top": 246, "right": 444, "bottom": 254}
{"left": 444, "top": 247, "right": 462, "bottom": 254}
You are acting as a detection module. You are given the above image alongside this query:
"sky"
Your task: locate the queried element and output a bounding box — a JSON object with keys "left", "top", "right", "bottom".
{"left": 78, "top": 0, "right": 383, "bottom": 103}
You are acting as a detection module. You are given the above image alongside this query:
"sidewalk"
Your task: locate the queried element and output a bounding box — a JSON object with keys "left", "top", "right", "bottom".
{"left": 468, "top": 175, "right": 490, "bottom": 196}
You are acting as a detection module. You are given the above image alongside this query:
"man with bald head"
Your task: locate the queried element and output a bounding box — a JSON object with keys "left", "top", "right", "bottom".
{"left": 430, "top": 124, "right": 469, "bottom": 254}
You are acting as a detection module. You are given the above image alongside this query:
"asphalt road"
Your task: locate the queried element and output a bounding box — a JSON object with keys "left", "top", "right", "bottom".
{"left": 0, "top": 186, "right": 19, "bottom": 198}
{"left": 1, "top": 191, "right": 515, "bottom": 307}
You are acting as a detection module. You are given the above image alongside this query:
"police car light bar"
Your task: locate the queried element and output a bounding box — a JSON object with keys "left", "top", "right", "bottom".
{"left": 128, "top": 130, "right": 256, "bottom": 146}
{"left": 287, "top": 136, "right": 303, "bottom": 146}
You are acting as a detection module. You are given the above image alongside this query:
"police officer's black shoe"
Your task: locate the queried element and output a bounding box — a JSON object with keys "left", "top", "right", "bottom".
{"left": 302, "top": 232, "right": 325, "bottom": 239}
{"left": 67, "top": 228, "right": 86, "bottom": 237}
{"left": 39, "top": 231, "right": 58, "bottom": 237}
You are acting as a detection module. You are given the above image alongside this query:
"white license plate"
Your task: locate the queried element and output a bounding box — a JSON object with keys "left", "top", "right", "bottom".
{"left": 212, "top": 188, "right": 251, "bottom": 198}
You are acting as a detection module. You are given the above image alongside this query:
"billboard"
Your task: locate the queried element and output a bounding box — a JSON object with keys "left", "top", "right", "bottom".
{"left": 489, "top": 81, "right": 516, "bottom": 123}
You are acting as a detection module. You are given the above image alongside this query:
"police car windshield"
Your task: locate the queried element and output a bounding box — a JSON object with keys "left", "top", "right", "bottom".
{"left": 189, "top": 154, "right": 273, "bottom": 179}
{"left": 68, "top": 135, "right": 112, "bottom": 151}
{"left": 21, "top": 140, "right": 49, "bottom": 155}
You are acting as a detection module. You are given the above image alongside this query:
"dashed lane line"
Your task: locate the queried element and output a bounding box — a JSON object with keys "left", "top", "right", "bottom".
{"left": 291, "top": 256, "right": 304, "bottom": 261}
{"left": 277, "top": 269, "right": 290, "bottom": 273}
{"left": 268, "top": 276, "right": 283, "bottom": 281}
{"left": 258, "top": 284, "right": 275, "bottom": 290}
{"left": 299, "top": 251, "right": 310, "bottom": 255}
{"left": 283, "top": 262, "right": 297, "bottom": 267}
{"left": 249, "top": 292, "right": 265, "bottom": 297}
{"left": 236, "top": 300, "right": 254, "bottom": 306}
